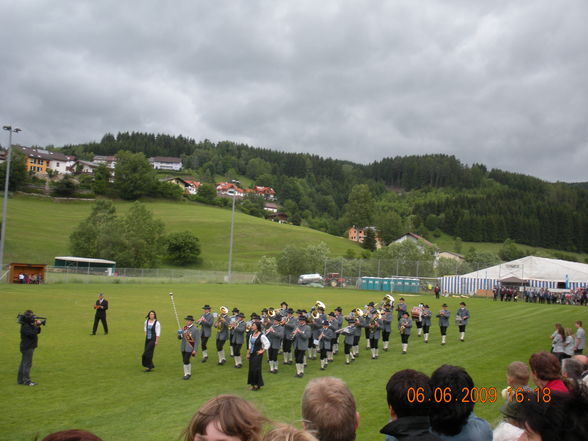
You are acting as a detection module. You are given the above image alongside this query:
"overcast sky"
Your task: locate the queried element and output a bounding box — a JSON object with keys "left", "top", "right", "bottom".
{"left": 1, "top": 1, "right": 586, "bottom": 182}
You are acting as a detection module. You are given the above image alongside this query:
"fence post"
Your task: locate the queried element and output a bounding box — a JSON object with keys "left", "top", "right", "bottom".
{"left": 416, "top": 261, "right": 420, "bottom": 277}
{"left": 377, "top": 259, "right": 381, "bottom": 277}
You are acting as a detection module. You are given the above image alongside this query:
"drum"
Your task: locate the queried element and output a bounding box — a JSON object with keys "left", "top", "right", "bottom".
{"left": 411, "top": 306, "right": 422, "bottom": 320}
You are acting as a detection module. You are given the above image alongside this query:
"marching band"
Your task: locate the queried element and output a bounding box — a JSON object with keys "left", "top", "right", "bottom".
{"left": 174, "top": 295, "right": 471, "bottom": 380}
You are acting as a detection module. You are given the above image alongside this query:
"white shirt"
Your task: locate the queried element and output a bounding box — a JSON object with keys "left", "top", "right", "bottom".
{"left": 248, "top": 333, "right": 270, "bottom": 352}
{"left": 144, "top": 320, "right": 161, "bottom": 337}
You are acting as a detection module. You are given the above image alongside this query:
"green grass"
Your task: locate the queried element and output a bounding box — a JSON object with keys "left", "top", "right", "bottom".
{"left": 1, "top": 283, "right": 586, "bottom": 441}
{"left": 0, "top": 195, "right": 360, "bottom": 271}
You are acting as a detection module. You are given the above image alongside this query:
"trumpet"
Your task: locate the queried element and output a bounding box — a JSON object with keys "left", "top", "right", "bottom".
{"left": 369, "top": 311, "right": 381, "bottom": 328}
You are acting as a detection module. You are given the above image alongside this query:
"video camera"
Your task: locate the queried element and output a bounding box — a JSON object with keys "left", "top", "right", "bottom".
{"left": 16, "top": 311, "right": 47, "bottom": 326}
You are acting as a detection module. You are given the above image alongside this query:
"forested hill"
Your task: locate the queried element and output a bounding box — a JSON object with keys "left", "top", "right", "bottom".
{"left": 59, "top": 132, "right": 588, "bottom": 253}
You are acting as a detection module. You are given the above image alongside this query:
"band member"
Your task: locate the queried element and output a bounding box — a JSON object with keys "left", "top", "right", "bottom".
{"left": 214, "top": 308, "right": 230, "bottom": 365}
{"left": 292, "top": 315, "right": 311, "bottom": 378}
{"left": 340, "top": 318, "right": 356, "bottom": 364}
{"left": 396, "top": 297, "right": 407, "bottom": 321}
{"left": 327, "top": 311, "right": 340, "bottom": 361}
{"left": 381, "top": 304, "right": 393, "bottom": 351}
{"left": 455, "top": 302, "right": 470, "bottom": 342}
{"left": 368, "top": 311, "right": 383, "bottom": 359}
{"left": 178, "top": 315, "right": 200, "bottom": 380}
{"left": 142, "top": 310, "right": 160, "bottom": 372}
{"left": 436, "top": 304, "right": 451, "bottom": 345}
{"left": 318, "top": 320, "right": 335, "bottom": 370}
{"left": 246, "top": 321, "right": 270, "bottom": 391}
{"left": 421, "top": 304, "right": 432, "bottom": 343}
{"left": 364, "top": 302, "right": 375, "bottom": 349}
{"left": 279, "top": 301, "right": 289, "bottom": 319}
{"left": 91, "top": 293, "right": 108, "bottom": 335}
{"left": 228, "top": 307, "right": 239, "bottom": 357}
{"left": 266, "top": 315, "right": 284, "bottom": 373}
{"left": 230, "top": 313, "right": 246, "bottom": 368}
{"left": 282, "top": 308, "right": 296, "bottom": 365}
{"left": 352, "top": 311, "right": 363, "bottom": 357}
{"left": 414, "top": 303, "right": 424, "bottom": 337}
{"left": 333, "top": 307, "right": 344, "bottom": 355}
{"left": 309, "top": 306, "right": 326, "bottom": 360}
{"left": 398, "top": 312, "right": 412, "bottom": 354}
{"left": 17, "top": 310, "right": 42, "bottom": 386}
{"left": 196, "top": 305, "right": 213, "bottom": 362}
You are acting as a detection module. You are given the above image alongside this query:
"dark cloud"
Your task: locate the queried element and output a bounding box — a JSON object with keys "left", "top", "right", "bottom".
{"left": 1, "top": 1, "right": 586, "bottom": 181}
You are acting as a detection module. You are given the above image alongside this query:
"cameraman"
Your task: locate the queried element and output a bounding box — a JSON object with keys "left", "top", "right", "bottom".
{"left": 17, "top": 310, "right": 42, "bottom": 386}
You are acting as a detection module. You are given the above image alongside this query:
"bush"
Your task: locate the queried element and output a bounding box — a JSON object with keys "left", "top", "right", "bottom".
{"left": 165, "top": 231, "right": 201, "bottom": 265}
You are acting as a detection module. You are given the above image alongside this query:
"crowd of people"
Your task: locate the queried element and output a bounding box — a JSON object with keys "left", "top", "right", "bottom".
{"left": 493, "top": 286, "right": 588, "bottom": 305}
{"left": 37, "top": 352, "right": 588, "bottom": 441}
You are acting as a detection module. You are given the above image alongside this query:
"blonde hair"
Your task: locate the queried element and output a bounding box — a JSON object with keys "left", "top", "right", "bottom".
{"left": 301, "top": 377, "right": 357, "bottom": 441}
{"left": 507, "top": 361, "right": 530, "bottom": 386}
{"left": 263, "top": 424, "right": 319, "bottom": 441}
{"left": 183, "top": 395, "right": 266, "bottom": 441}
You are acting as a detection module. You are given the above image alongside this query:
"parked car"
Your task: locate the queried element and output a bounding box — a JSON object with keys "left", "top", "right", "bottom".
{"left": 298, "top": 273, "right": 324, "bottom": 285}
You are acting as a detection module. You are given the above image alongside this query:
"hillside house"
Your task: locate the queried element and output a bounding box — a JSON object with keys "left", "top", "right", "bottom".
{"left": 18, "top": 147, "right": 76, "bottom": 176}
{"left": 251, "top": 186, "right": 276, "bottom": 200}
{"left": 347, "top": 226, "right": 383, "bottom": 249}
{"left": 438, "top": 251, "right": 465, "bottom": 262}
{"left": 216, "top": 182, "right": 244, "bottom": 198}
{"left": 93, "top": 155, "right": 117, "bottom": 169}
{"left": 76, "top": 160, "right": 99, "bottom": 174}
{"left": 267, "top": 212, "right": 288, "bottom": 224}
{"left": 149, "top": 156, "right": 182, "bottom": 171}
{"left": 264, "top": 202, "right": 279, "bottom": 213}
{"left": 391, "top": 232, "right": 435, "bottom": 249}
{"left": 164, "top": 177, "right": 201, "bottom": 195}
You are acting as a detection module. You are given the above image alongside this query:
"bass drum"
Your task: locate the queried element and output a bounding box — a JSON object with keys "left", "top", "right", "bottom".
{"left": 411, "top": 306, "right": 422, "bottom": 320}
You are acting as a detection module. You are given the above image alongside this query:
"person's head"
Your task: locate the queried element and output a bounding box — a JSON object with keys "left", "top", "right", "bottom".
{"left": 507, "top": 361, "right": 530, "bottom": 387}
{"left": 565, "top": 328, "right": 573, "bottom": 338}
{"left": 301, "top": 377, "right": 359, "bottom": 441}
{"left": 281, "top": 302, "right": 288, "bottom": 308}
{"left": 41, "top": 430, "right": 103, "bottom": 441}
{"left": 518, "top": 389, "right": 588, "bottom": 441}
{"left": 459, "top": 302, "right": 466, "bottom": 308}
{"left": 402, "top": 312, "right": 409, "bottom": 319}
{"left": 146, "top": 310, "right": 157, "bottom": 320}
{"left": 572, "top": 354, "right": 588, "bottom": 370}
{"left": 185, "top": 315, "right": 195, "bottom": 326}
{"left": 529, "top": 352, "right": 561, "bottom": 387}
{"left": 98, "top": 293, "right": 104, "bottom": 299}
{"left": 429, "top": 365, "right": 475, "bottom": 436}
{"left": 576, "top": 320, "right": 583, "bottom": 329}
{"left": 386, "top": 369, "right": 432, "bottom": 420}
{"left": 554, "top": 323, "right": 565, "bottom": 339}
{"left": 250, "top": 321, "right": 261, "bottom": 333}
{"left": 263, "top": 424, "right": 318, "bottom": 441}
{"left": 442, "top": 303, "right": 448, "bottom": 309}
{"left": 561, "top": 358, "right": 583, "bottom": 381}
{"left": 183, "top": 395, "right": 266, "bottom": 441}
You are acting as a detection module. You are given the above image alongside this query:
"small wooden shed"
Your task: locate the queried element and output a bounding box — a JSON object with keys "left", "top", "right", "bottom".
{"left": 9, "top": 263, "right": 47, "bottom": 284}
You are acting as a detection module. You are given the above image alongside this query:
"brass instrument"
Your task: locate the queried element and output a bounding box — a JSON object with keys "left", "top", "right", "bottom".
{"left": 268, "top": 307, "right": 276, "bottom": 318}
{"left": 336, "top": 325, "right": 354, "bottom": 334}
{"left": 182, "top": 325, "right": 195, "bottom": 347}
{"left": 290, "top": 326, "right": 302, "bottom": 340}
{"left": 311, "top": 309, "right": 321, "bottom": 320}
{"left": 315, "top": 300, "right": 326, "bottom": 310}
{"left": 399, "top": 318, "right": 408, "bottom": 334}
{"left": 245, "top": 320, "right": 253, "bottom": 332}
{"left": 352, "top": 308, "right": 364, "bottom": 318}
{"left": 214, "top": 306, "right": 229, "bottom": 329}
{"left": 369, "top": 311, "right": 381, "bottom": 328}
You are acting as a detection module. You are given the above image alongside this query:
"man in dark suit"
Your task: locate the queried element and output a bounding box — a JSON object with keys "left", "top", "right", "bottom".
{"left": 91, "top": 293, "right": 109, "bottom": 335}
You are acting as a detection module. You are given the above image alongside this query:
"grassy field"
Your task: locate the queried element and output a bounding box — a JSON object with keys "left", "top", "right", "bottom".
{"left": 1, "top": 283, "right": 586, "bottom": 441}
{"left": 0, "top": 195, "right": 360, "bottom": 271}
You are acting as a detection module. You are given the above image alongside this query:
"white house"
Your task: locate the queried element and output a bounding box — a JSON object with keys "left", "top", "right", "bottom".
{"left": 216, "top": 182, "right": 245, "bottom": 198}
{"left": 93, "top": 155, "right": 117, "bottom": 169}
{"left": 76, "top": 160, "right": 99, "bottom": 174}
{"left": 149, "top": 156, "right": 182, "bottom": 171}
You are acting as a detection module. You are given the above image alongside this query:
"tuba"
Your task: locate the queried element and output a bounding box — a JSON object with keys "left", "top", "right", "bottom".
{"left": 268, "top": 307, "right": 276, "bottom": 318}
{"left": 315, "top": 300, "right": 326, "bottom": 310}
{"left": 214, "top": 306, "right": 228, "bottom": 329}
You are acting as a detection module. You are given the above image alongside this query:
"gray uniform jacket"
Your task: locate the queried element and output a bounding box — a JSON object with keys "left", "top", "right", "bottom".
{"left": 341, "top": 325, "right": 355, "bottom": 345}
{"left": 398, "top": 317, "right": 413, "bottom": 335}
{"left": 368, "top": 318, "right": 383, "bottom": 339}
{"left": 180, "top": 325, "right": 201, "bottom": 352}
{"left": 396, "top": 303, "right": 407, "bottom": 320}
{"left": 455, "top": 308, "right": 469, "bottom": 326}
{"left": 353, "top": 318, "right": 363, "bottom": 337}
{"left": 215, "top": 315, "right": 230, "bottom": 341}
{"left": 311, "top": 314, "right": 326, "bottom": 339}
{"left": 318, "top": 328, "right": 335, "bottom": 350}
{"left": 266, "top": 325, "right": 284, "bottom": 349}
{"left": 436, "top": 310, "right": 451, "bottom": 327}
{"left": 283, "top": 316, "right": 297, "bottom": 340}
{"left": 382, "top": 311, "right": 393, "bottom": 332}
{"left": 198, "top": 312, "right": 214, "bottom": 338}
{"left": 421, "top": 309, "right": 432, "bottom": 327}
{"left": 293, "top": 325, "right": 311, "bottom": 351}
{"left": 230, "top": 320, "right": 246, "bottom": 345}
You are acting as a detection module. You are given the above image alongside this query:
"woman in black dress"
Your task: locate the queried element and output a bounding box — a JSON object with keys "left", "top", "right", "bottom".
{"left": 142, "top": 310, "right": 160, "bottom": 372}
{"left": 246, "top": 321, "right": 270, "bottom": 391}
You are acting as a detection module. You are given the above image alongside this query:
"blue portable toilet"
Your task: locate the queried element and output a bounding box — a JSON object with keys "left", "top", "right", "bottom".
{"left": 381, "top": 278, "right": 391, "bottom": 292}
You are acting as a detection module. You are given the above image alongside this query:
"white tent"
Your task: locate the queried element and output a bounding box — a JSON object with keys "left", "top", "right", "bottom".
{"left": 462, "top": 256, "right": 588, "bottom": 283}
{"left": 441, "top": 256, "right": 588, "bottom": 295}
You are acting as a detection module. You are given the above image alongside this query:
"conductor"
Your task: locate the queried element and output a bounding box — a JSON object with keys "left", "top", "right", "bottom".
{"left": 91, "top": 293, "right": 109, "bottom": 335}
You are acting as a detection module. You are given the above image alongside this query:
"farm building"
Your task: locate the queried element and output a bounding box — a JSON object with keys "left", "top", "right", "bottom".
{"left": 441, "top": 256, "right": 588, "bottom": 295}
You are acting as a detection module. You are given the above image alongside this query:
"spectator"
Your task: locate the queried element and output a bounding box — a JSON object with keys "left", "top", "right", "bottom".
{"left": 574, "top": 321, "right": 585, "bottom": 355}
{"left": 562, "top": 328, "right": 575, "bottom": 359}
{"left": 182, "top": 394, "right": 266, "bottom": 441}
{"left": 529, "top": 352, "right": 568, "bottom": 393}
{"left": 492, "top": 400, "right": 524, "bottom": 441}
{"left": 379, "top": 369, "right": 442, "bottom": 441}
{"left": 263, "top": 424, "right": 318, "bottom": 441}
{"left": 301, "top": 377, "right": 359, "bottom": 441}
{"left": 571, "top": 354, "right": 588, "bottom": 387}
{"left": 40, "top": 430, "right": 103, "bottom": 441}
{"left": 551, "top": 324, "right": 566, "bottom": 360}
{"left": 561, "top": 358, "right": 583, "bottom": 391}
{"left": 501, "top": 361, "right": 533, "bottom": 400}
{"left": 429, "top": 365, "right": 492, "bottom": 441}
{"left": 517, "top": 388, "right": 588, "bottom": 441}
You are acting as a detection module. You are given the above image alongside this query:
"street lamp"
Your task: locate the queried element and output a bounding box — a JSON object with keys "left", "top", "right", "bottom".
{"left": 226, "top": 194, "right": 236, "bottom": 283}
{"left": 1, "top": 125, "right": 22, "bottom": 280}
